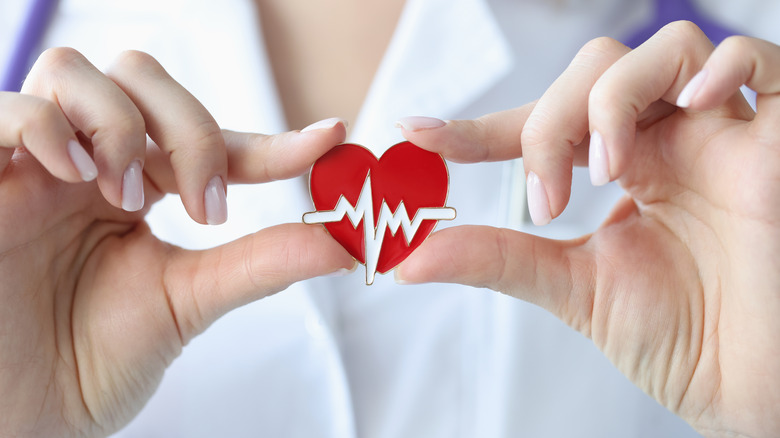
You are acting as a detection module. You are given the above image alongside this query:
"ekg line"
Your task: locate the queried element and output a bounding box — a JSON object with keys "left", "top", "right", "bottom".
{"left": 303, "top": 173, "right": 456, "bottom": 284}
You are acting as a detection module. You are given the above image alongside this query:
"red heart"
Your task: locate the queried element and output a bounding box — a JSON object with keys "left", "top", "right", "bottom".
{"left": 305, "top": 141, "right": 454, "bottom": 284}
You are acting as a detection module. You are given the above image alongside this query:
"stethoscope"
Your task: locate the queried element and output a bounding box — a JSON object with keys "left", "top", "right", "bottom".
{"left": 624, "top": 0, "right": 737, "bottom": 48}
{"left": 1, "top": 0, "right": 738, "bottom": 93}
{"left": 1, "top": 0, "right": 58, "bottom": 92}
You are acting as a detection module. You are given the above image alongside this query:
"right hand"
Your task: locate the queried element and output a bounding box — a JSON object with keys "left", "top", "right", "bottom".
{"left": 0, "top": 48, "right": 354, "bottom": 437}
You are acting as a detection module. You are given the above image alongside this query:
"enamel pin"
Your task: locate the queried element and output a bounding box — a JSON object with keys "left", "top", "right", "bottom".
{"left": 303, "top": 141, "right": 456, "bottom": 284}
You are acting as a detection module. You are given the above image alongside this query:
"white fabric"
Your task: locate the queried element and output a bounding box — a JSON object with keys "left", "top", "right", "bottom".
{"left": 2, "top": 0, "right": 778, "bottom": 436}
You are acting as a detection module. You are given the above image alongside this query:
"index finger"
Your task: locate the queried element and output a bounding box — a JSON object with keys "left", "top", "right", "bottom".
{"left": 141, "top": 118, "right": 348, "bottom": 195}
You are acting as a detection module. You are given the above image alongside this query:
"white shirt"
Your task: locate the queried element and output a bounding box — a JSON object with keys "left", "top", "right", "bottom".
{"left": 4, "top": 0, "right": 779, "bottom": 436}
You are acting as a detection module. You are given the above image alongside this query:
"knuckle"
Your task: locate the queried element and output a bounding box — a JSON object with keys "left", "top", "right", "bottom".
{"left": 34, "top": 47, "right": 87, "bottom": 71}
{"left": 89, "top": 108, "right": 146, "bottom": 150}
{"left": 493, "top": 228, "right": 514, "bottom": 293}
{"left": 168, "top": 118, "right": 224, "bottom": 164}
{"left": 577, "top": 36, "right": 625, "bottom": 60}
{"left": 25, "top": 47, "right": 90, "bottom": 89}
{"left": 111, "top": 50, "right": 164, "bottom": 76}
{"left": 112, "top": 111, "right": 146, "bottom": 140}
{"left": 190, "top": 118, "right": 223, "bottom": 149}
{"left": 520, "top": 114, "right": 549, "bottom": 149}
{"left": 522, "top": 107, "right": 585, "bottom": 154}
{"left": 716, "top": 35, "right": 753, "bottom": 56}
{"left": 464, "top": 118, "right": 493, "bottom": 161}
{"left": 588, "top": 82, "right": 617, "bottom": 113}
{"left": 658, "top": 20, "right": 708, "bottom": 45}
{"left": 588, "top": 83, "right": 636, "bottom": 128}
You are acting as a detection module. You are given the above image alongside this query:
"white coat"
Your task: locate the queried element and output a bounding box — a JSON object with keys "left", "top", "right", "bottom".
{"left": 2, "top": 0, "right": 779, "bottom": 436}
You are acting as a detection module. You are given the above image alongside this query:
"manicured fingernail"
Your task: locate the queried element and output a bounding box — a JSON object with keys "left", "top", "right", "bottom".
{"left": 527, "top": 171, "right": 551, "bottom": 226}
{"left": 121, "top": 160, "right": 144, "bottom": 212}
{"left": 394, "top": 268, "right": 416, "bottom": 285}
{"left": 301, "top": 117, "right": 347, "bottom": 133}
{"left": 677, "top": 69, "right": 708, "bottom": 108}
{"left": 394, "top": 116, "right": 447, "bottom": 132}
{"left": 327, "top": 260, "right": 359, "bottom": 277}
{"left": 589, "top": 130, "right": 610, "bottom": 186}
{"left": 67, "top": 139, "right": 97, "bottom": 181}
{"left": 204, "top": 175, "right": 227, "bottom": 225}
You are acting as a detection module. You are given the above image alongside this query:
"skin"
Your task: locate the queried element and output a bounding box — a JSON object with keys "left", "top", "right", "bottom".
{"left": 0, "top": 48, "right": 355, "bottom": 436}
{"left": 0, "top": 5, "right": 776, "bottom": 438}
{"left": 1, "top": 1, "right": 405, "bottom": 434}
{"left": 397, "top": 22, "right": 780, "bottom": 438}
{"left": 255, "top": 0, "right": 406, "bottom": 131}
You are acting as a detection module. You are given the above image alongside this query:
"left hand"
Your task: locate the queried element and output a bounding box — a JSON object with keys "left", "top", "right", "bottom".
{"left": 396, "top": 21, "right": 780, "bottom": 438}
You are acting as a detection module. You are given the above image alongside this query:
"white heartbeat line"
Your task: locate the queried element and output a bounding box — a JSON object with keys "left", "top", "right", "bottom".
{"left": 303, "top": 172, "right": 456, "bottom": 284}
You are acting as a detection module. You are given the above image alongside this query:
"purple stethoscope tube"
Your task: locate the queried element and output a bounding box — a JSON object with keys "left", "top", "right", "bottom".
{"left": 624, "top": 0, "right": 739, "bottom": 48}
{"left": 0, "top": 0, "right": 738, "bottom": 93}
{"left": 1, "top": 0, "right": 59, "bottom": 92}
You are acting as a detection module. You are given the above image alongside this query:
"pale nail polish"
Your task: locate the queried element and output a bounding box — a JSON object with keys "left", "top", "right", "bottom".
{"left": 589, "top": 130, "right": 610, "bottom": 186}
{"left": 526, "top": 171, "right": 551, "bottom": 226}
{"left": 122, "top": 160, "right": 144, "bottom": 212}
{"left": 394, "top": 116, "right": 447, "bottom": 132}
{"left": 67, "top": 139, "right": 97, "bottom": 181}
{"left": 301, "top": 117, "right": 347, "bottom": 133}
{"left": 393, "top": 268, "right": 416, "bottom": 285}
{"left": 327, "top": 260, "right": 359, "bottom": 277}
{"left": 676, "top": 69, "right": 708, "bottom": 108}
{"left": 204, "top": 175, "right": 227, "bottom": 225}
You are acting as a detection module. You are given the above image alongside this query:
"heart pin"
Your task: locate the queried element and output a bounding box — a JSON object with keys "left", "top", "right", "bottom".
{"left": 303, "top": 141, "right": 456, "bottom": 284}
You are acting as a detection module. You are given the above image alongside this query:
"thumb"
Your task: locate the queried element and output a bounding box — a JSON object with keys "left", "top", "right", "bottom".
{"left": 396, "top": 225, "right": 594, "bottom": 334}
{"left": 164, "top": 223, "right": 355, "bottom": 342}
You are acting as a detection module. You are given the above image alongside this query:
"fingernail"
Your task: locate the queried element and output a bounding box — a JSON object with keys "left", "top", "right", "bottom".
{"left": 121, "top": 160, "right": 144, "bottom": 212}
{"left": 67, "top": 140, "right": 98, "bottom": 181}
{"left": 589, "top": 130, "right": 610, "bottom": 186}
{"left": 301, "top": 117, "right": 347, "bottom": 133}
{"left": 526, "top": 171, "right": 551, "bottom": 226}
{"left": 327, "top": 260, "right": 359, "bottom": 277}
{"left": 394, "top": 268, "right": 416, "bottom": 285}
{"left": 394, "top": 116, "right": 447, "bottom": 132}
{"left": 676, "top": 69, "right": 708, "bottom": 108}
{"left": 204, "top": 175, "right": 227, "bottom": 225}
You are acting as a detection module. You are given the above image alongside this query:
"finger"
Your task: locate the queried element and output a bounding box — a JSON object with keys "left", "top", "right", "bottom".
{"left": 396, "top": 225, "right": 593, "bottom": 334}
{"left": 163, "top": 223, "right": 356, "bottom": 342}
{"left": 396, "top": 105, "right": 535, "bottom": 163}
{"left": 398, "top": 113, "right": 594, "bottom": 166}
{"left": 587, "top": 21, "right": 719, "bottom": 185}
{"left": 0, "top": 92, "right": 97, "bottom": 182}
{"left": 520, "top": 36, "right": 630, "bottom": 224}
{"left": 143, "top": 119, "right": 347, "bottom": 194}
{"left": 22, "top": 47, "right": 147, "bottom": 211}
{"left": 222, "top": 118, "right": 348, "bottom": 183}
{"left": 676, "top": 36, "right": 780, "bottom": 135}
{"left": 105, "top": 50, "right": 227, "bottom": 225}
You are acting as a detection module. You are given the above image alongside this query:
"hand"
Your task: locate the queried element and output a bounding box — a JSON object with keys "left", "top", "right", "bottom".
{"left": 0, "top": 48, "right": 354, "bottom": 437}
{"left": 397, "top": 22, "right": 780, "bottom": 437}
